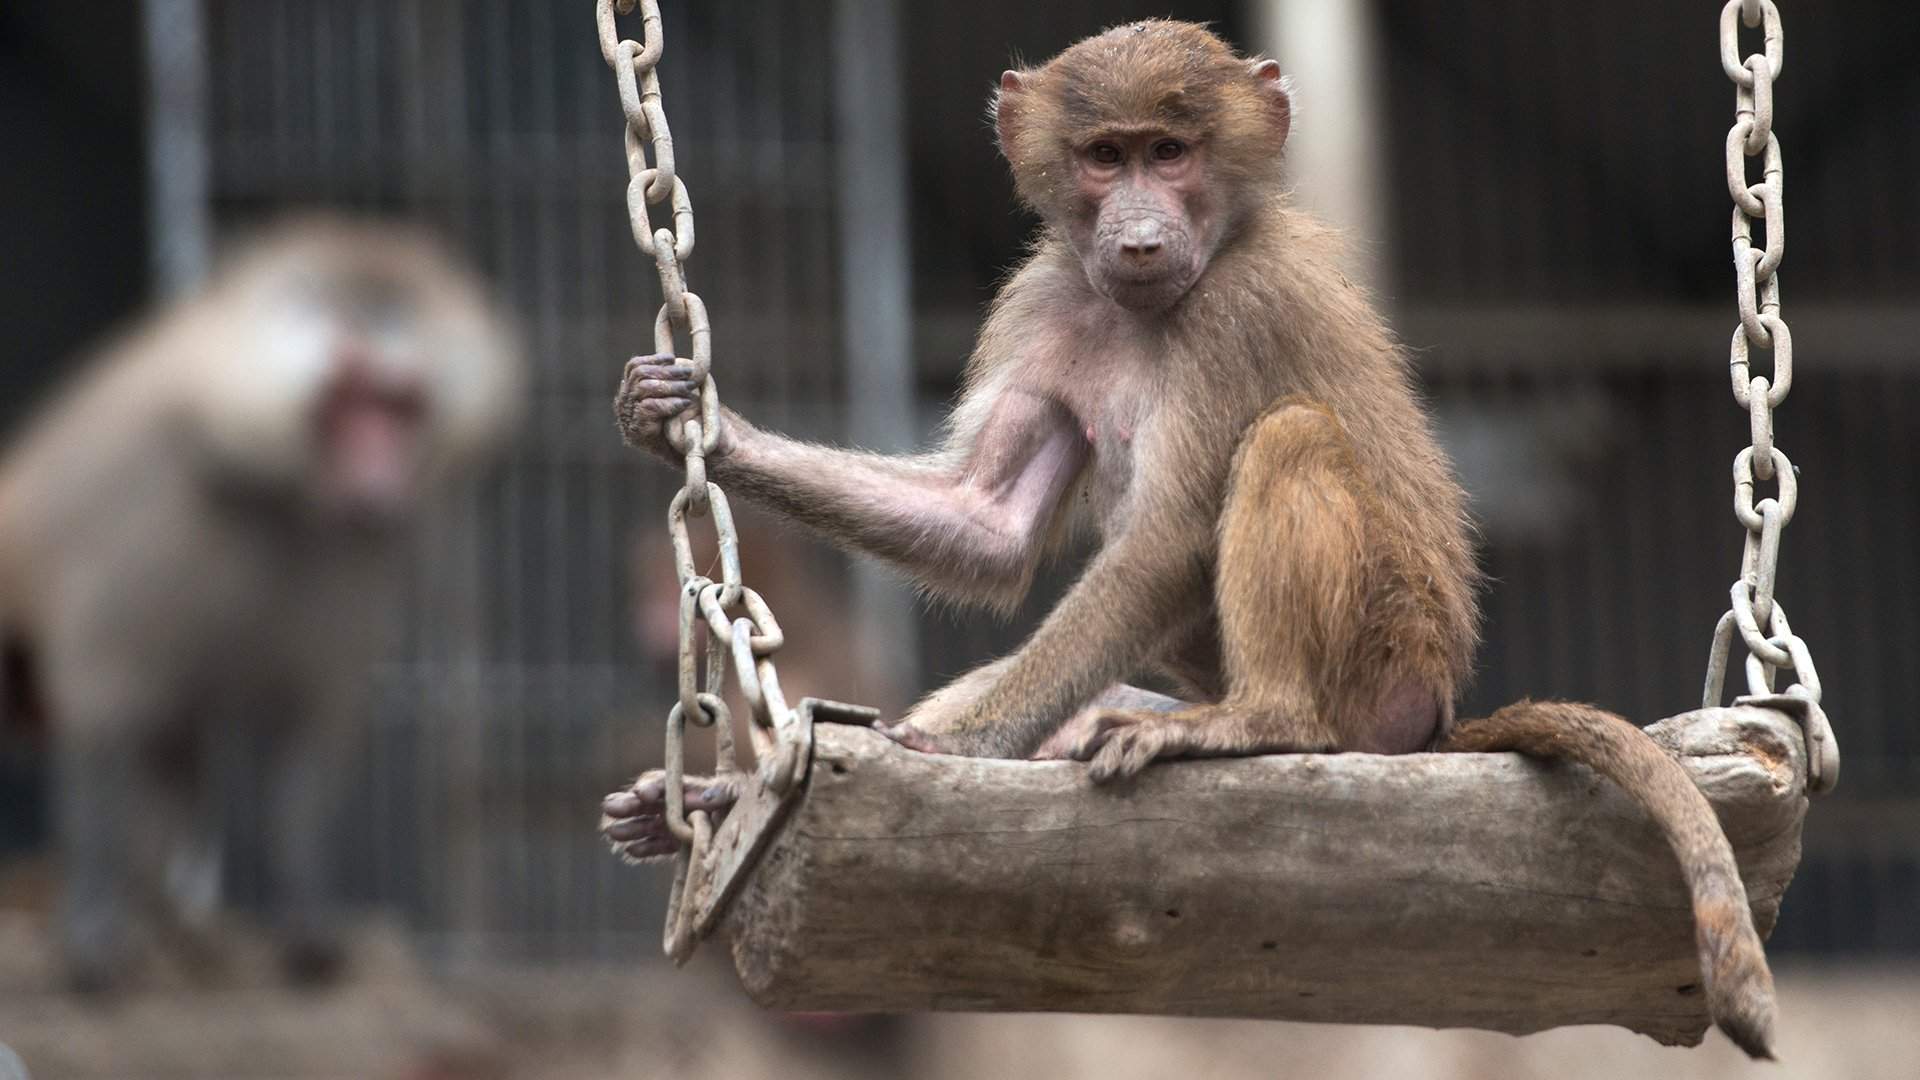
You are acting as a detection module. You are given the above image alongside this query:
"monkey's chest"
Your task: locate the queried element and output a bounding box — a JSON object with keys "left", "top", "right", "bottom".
{"left": 1074, "top": 421, "right": 1139, "bottom": 525}
{"left": 1040, "top": 322, "right": 1164, "bottom": 529}
{"left": 1056, "top": 390, "right": 1156, "bottom": 534}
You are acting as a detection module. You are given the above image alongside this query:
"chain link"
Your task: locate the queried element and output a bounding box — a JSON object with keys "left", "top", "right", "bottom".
{"left": 1702, "top": 0, "right": 1836, "bottom": 794}
{"left": 596, "top": 0, "right": 812, "bottom": 945}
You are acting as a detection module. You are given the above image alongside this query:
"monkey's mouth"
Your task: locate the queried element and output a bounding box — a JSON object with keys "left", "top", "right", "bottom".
{"left": 1100, "top": 269, "right": 1193, "bottom": 311}
{"left": 317, "top": 374, "right": 429, "bottom": 521}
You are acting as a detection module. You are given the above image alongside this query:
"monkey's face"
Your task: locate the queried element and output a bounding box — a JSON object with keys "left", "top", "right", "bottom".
{"left": 304, "top": 298, "right": 435, "bottom": 522}
{"left": 188, "top": 223, "right": 522, "bottom": 527}
{"left": 993, "top": 22, "right": 1295, "bottom": 315}
{"left": 1067, "top": 130, "right": 1218, "bottom": 312}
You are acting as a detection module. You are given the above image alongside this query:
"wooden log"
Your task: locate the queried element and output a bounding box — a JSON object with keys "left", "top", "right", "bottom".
{"left": 717, "top": 706, "right": 1808, "bottom": 1047}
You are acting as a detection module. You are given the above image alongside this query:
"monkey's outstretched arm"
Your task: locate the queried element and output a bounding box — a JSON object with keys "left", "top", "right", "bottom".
{"left": 618, "top": 354, "right": 1088, "bottom": 608}
{"left": 720, "top": 399, "right": 1085, "bottom": 606}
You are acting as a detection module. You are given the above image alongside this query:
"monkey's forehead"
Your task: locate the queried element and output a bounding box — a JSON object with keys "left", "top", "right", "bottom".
{"left": 1053, "top": 86, "right": 1217, "bottom": 145}
{"left": 1051, "top": 17, "right": 1239, "bottom": 64}
{"left": 216, "top": 218, "right": 479, "bottom": 291}
{"left": 206, "top": 226, "right": 493, "bottom": 320}
{"left": 1028, "top": 20, "right": 1248, "bottom": 141}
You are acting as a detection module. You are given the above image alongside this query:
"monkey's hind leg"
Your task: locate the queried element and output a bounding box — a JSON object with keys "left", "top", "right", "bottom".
{"left": 1073, "top": 400, "right": 1373, "bottom": 782}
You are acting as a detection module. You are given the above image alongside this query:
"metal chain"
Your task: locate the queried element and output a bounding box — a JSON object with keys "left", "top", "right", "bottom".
{"left": 596, "top": 0, "right": 812, "bottom": 956}
{"left": 1702, "top": 0, "right": 1837, "bottom": 793}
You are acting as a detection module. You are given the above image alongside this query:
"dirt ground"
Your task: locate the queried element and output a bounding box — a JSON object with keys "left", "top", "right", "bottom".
{"left": 0, "top": 908, "right": 1914, "bottom": 1080}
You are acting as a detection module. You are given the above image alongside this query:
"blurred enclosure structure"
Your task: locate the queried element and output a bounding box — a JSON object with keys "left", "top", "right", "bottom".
{"left": 1, "top": 0, "right": 1916, "bottom": 1021}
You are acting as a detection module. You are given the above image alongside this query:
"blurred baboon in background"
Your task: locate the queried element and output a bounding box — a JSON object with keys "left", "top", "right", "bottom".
{"left": 0, "top": 219, "right": 522, "bottom": 991}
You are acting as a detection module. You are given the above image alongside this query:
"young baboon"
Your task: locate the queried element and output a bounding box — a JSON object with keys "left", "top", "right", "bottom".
{"left": 0, "top": 219, "right": 521, "bottom": 991}
{"left": 602, "top": 21, "right": 1774, "bottom": 1055}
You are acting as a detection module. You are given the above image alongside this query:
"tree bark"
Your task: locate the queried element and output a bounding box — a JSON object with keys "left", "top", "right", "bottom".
{"left": 716, "top": 705, "right": 1808, "bottom": 1047}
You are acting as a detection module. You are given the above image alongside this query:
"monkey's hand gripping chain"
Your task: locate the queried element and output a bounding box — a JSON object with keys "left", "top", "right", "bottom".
{"left": 595, "top": 0, "right": 875, "bottom": 962}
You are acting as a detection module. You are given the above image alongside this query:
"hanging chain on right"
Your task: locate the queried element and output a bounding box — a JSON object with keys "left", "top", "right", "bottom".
{"left": 1702, "top": 0, "right": 1838, "bottom": 794}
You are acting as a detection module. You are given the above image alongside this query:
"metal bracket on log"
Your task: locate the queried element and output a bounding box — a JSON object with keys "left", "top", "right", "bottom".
{"left": 707, "top": 705, "right": 1810, "bottom": 1048}
{"left": 1736, "top": 691, "right": 1838, "bottom": 794}
{"left": 678, "top": 697, "right": 879, "bottom": 946}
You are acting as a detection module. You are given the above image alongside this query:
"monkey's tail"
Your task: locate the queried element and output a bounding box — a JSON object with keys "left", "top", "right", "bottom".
{"left": 1442, "top": 699, "right": 1776, "bottom": 1060}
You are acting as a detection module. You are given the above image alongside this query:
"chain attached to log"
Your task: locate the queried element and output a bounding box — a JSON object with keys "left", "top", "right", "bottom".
{"left": 1702, "top": 0, "right": 1838, "bottom": 794}
{"left": 596, "top": 0, "right": 817, "bottom": 958}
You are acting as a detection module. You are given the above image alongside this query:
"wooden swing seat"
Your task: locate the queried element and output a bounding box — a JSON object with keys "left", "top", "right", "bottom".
{"left": 683, "top": 703, "right": 1810, "bottom": 1049}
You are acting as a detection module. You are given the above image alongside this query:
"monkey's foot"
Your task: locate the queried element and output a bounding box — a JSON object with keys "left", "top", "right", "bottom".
{"left": 1031, "top": 686, "right": 1188, "bottom": 759}
{"left": 1069, "top": 707, "right": 1340, "bottom": 782}
{"left": 600, "top": 770, "right": 742, "bottom": 863}
{"left": 1067, "top": 709, "right": 1207, "bottom": 782}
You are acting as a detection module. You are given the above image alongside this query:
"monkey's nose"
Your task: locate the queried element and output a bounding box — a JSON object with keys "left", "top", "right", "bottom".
{"left": 1119, "top": 220, "right": 1164, "bottom": 261}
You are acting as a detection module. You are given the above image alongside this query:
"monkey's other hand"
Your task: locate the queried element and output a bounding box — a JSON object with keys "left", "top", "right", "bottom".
{"left": 614, "top": 353, "right": 710, "bottom": 463}
{"left": 1069, "top": 710, "right": 1195, "bottom": 783}
{"left": 874, "top": 714, "right": 1026, "bottom": 759}
{"left": 874, "top": 717, "right": 978, "bottom": 756}
{"left": 599, "top": 769, "right": 742, "bottom": 863}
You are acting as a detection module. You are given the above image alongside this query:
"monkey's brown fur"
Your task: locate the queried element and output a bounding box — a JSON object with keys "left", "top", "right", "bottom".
{"left": 606, "top": 19, "right": 1775, "bottom": 1056}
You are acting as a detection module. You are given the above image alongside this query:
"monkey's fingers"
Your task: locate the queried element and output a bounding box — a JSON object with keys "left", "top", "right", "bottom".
{"left": 607, "top": 829, "right": 683, "bottom": 865}
{"left": 620, "top": 356, "right": 695, "bottom": 396}
{"left": 1074, "top": 712, "right": 1190, "bottom": 783}
{"left": 615, "top": 354, "right": 702, "bottom": 448}
{"left": 600, "top": 807, "right": 677, "bottom": 863}
{"left": 1066, "top": 713, "right": 1129, "bottom": 762}
{"left": 601, "top": 811, "right": 664, "bottom": 843}
{"left": 614, "top": 394, "right": 698, "bottom": 444}
{"left": 600, "top": 805, "right": 703, "bottom": 864}
{"left": 605, "top": 771, "right": 743, "bottom": 813}
{"left": 1086, "top": 729, "right": 1174, "bottom": 782}
{"left": 601, "top": 789, "right": 645, "bottom": 819}
{"left": 601, "top": 793, "right": 739, "bottom": 863}
{"left": 622, "top": 352, "right": 691, "bottom": 379}
{"left": 873, "top": 719, "right": 952, "bottom": 755}
{"left": 626, "top": 386, "right": 700, "bottom": 410}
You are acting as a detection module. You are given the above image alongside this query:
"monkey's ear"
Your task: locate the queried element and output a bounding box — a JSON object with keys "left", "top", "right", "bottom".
{"left": 1248, "top": 59, "right": 1293, "bottom": 148}
{"left": 994, "top": 70, "right": 1026, "bottom": 155}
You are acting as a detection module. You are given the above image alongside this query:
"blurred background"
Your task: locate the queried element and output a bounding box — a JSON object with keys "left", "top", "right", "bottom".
{"left": 1, "top": 0, "right": 1915, "bottom": 1077}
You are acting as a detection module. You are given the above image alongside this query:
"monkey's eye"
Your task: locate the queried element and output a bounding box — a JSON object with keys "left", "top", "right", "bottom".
{"left": 1089, "top": 142, "right": 1123, "bottom": 166}
{"left": 1152, "top": 139, "right": 1186, "bottom": 162}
